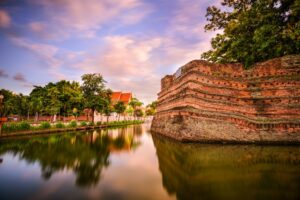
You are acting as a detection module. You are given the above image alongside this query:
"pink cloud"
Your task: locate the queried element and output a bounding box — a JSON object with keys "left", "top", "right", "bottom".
{"left": 10, "top": 36, "right": 61, "bottom": 68}
{"left": 7, "top": 0, "right": 221, "bottom": 104}
{"left": 29, "top": 0, "right": 152, "bottom": 39}
{"left": 12, "top": 73, "right": 33, "bottom": 88}
{"left": 0, "top": 69, "right": 9, "bottom": 78}
{"left": 0, "top": 9, "right": 11, "bottom": 28}
{"left": 76, "top": 35, "right": 161, "bottom": 77}
{"left": 9, "top": 36, "right": 69, "bottom": 80}
{"left": 13, "top": 73, "right": 27, "bottom": 82}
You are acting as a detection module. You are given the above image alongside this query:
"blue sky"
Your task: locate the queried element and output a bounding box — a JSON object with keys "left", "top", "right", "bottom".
{"left": 0, "top": 0, "right": 220, "bottom": 104}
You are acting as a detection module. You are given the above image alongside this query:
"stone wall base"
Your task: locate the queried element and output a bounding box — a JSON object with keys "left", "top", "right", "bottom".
{"left": 151, "top": 114, "right": 300, "bottom": 144}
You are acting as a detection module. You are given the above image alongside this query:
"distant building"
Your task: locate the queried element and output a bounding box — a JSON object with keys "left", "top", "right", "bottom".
{"left": 111, "top": 92, "right": 132, "bottom": 105}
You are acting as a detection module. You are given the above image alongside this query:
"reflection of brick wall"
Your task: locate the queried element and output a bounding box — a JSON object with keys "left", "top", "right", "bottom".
{"left": 151, "top": 55, "right": 300, "bottom": 143}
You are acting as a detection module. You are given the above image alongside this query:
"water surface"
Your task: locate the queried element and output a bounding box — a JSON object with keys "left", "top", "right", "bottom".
{"left": 0, "top": 124, "right": 299, "bottom": 200}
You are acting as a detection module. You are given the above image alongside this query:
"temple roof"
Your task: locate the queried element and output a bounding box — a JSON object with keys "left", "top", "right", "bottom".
{"left": 111, "top": 92, "right": 132, "bottom": 105}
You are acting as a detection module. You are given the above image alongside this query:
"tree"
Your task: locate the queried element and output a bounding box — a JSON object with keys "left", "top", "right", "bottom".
{"left": 146, "top": 101, "right": 157, "bottom": 116}
{"left": 30, "top": 86, "right": 47, "bottom": 122}
{"left": 129, "top": 98, "right": 143, "bottom": 119}
{"left": 81, "top": 73, "right": 109, "bottom": 124}
{"left": 14, "top": 94, "right": 30, "bottom": 121}
{"left": 134, "top": 109, "right": 144, "bottom": 118}
{"left": 201, "top": 0, "right": 300, "bottom": 68}
{"left": 0, "top": 89, "right": 16, "bottom": 117}
{"left": 145, "top": 108, "right": 155, "bottom": 116}
{"left": 114, "top": 101, "right": 126, "bottom": 121}
{"left": 103, "top": 99, "right": 114, "bottom": 123}
{"left": 45, "top": 86, "right": 61, "bottom": 122}
{"left": 56, "top": 80, "right": 83, "bottom": 121}
{"left": 125, "top": 106, "right": 134, "bottom": 118}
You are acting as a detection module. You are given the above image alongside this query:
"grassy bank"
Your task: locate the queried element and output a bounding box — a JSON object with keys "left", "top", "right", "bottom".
{"left": 0, "top": 120, "right": 144, "bottom": 138}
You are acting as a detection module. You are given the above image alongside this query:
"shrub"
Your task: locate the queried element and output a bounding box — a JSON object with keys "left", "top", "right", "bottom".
{"left": 68, "top": 120, "right": 77, "bottom": 128}
{"left": 2, "top": 122, "right": 32, "bottom": 132}
{"left": 39, "top": 122, "right": 51, "bottom": 129}
{"left": 80, "top": 121, "right": 87, "bottom": 126}
{"left": 19, "top": 122, "right": 31, "bottom": 130}
{"left": 88, "top": 122, "right": 94, "bottom": 126}
{"left": 55, "top": 122, "right": 65, "bottom": 128}
{"left": 2, "top": 123, "right": 16, "bottom": 132}
{"left": 96, "top": 121, "right": 102, "bottom": 126}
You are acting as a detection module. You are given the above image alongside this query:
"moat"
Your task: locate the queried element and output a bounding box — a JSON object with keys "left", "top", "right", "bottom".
{"left": 0, "top": 123, "right": 299, "bottom": 200}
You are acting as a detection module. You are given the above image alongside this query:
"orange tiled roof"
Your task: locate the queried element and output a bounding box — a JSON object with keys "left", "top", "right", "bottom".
{"left": 111, "top": 92, "right": 122, "bottom": 102}
{"left": 120, "top": 93, "right": 132, "bottom": 104}
{"left": 111, "top": 91, "right": 132, "bottom": 104}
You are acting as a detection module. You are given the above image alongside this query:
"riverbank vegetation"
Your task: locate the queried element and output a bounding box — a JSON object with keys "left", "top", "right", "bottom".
{"left": 1, "top": 120, "right": 144, "bottom": 134}
{"left": 0, "top": 73, "right": 156, "bottom": 125}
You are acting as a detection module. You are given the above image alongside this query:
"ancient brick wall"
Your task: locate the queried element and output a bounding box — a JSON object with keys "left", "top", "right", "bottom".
{"left": 151, "top": 55, "right": 300, "bottom": 143}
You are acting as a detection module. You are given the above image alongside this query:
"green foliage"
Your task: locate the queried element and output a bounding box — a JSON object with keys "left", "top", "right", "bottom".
{"left": 96, "top": 121, "right": 102, "bottom": 126}
{"left": 114, "top": 101, "right": 126, "bottom": 115}
{"left": 146, "top": 101, "right": 157, "bottom": 116}
{"left": 106, "top": 120, "right": 144, "bottom": 126}
{"left": 145, "top": 108, "right": 155, "bottom": 116}
{"left": 39, "top": 122, "right": 51, "bottom": 129}
{"left": 129, "top": 98, "right": 143, "bottom": 109}
{"left": 80, "top": 121, "right": 87, "bottom": 126}
{"left": 1, "top": 119, "right": 144, "bottom": 133}
{"left": 55, "top": 122, "right": 65, "bottom": 129}
{"left": 81, "top": 73, "right": 112, "bottom": 123}
{"left": 19, "top": 122, "right": 31, "bottom": 130}
{"left": 129, "top": 98, "right": 144, "bottom": 117}
{"left": 0, "top": 89, "right": 30, "bottom": 118}
{"left": 134, "top": 109, "right": 144, "bottom": 117}
{"left": 88, "top": 122, "right": 94, "bottom": 126}
{"left": 202, "top": 0, "right": 300, "bottom": 68}
{"left": 68, "top": 120, "right": 77, "bottom": 128}
{"left": 125, "top": 106, "right": 134, "bottom": 116}
{"left": 2, "top": 122, "right": 31, "bottom": 132}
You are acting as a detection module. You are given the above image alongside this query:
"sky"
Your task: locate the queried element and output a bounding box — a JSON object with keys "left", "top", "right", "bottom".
{"left": 0, "top": 0, "right": 221, "bottom": 104}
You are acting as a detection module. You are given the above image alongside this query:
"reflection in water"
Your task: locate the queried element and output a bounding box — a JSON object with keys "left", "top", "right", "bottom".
{"left": 152, "top": 134, "right": 300, "bottom": 200}
{"left": 0, "top": 125, "right": 143, "bottom": 188}
{"left": 0, "top": 124, "right": 299, "bottom": 200}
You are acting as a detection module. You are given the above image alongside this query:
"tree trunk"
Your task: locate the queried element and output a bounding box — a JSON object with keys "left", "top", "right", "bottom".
{"left": 92, "top": 109, "right": 95, "bottom": 124}
{"left": 107, "top": 115, "right": 109, "bottom": 123}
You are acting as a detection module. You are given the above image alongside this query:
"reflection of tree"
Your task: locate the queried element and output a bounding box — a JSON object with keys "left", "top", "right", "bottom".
{"left": 152, "top": 134, "right": 300, "bottom": 200}
{"left": 0, "top": 125, "right": 143, "bottom": 188}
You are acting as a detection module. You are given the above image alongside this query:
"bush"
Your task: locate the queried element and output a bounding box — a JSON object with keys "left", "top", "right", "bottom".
{"left": 80, "top": 121, "right": 87, "bottom": 126}
{"left": 2, "top": 123, "right": 17, "bottom": 132}
{"left": 96, "top": 121, "right": 102, "bottom": 126}
{"left": 55, "top": 122, "right": 65, "bottom": 128}
{"left": 88, "top": 122, "right": 94, "bottom": 126}
{"left": 68, "top": 120, "right": 77, "bottom": 128}
{"left": 39, "top": 122, "right": 51, "bottom": 129}
{"left": 2, "top": 122, "right": 32, "bottom": 132}
{"left": 19, "top": 122, "right": 31, "bottom": 130}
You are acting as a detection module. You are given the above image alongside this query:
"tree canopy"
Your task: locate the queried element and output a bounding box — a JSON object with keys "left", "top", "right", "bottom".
{"left": 201, "top": 0, "right": 300, "bottom": 68}
{"left": 0, "top": 73, "right": 145, "bottom": 122}
{"left": 114, "top": 101, "right": 126, "bottom": 120}
{"left": 81, "top": 73, "right": 111, "bottom": 123}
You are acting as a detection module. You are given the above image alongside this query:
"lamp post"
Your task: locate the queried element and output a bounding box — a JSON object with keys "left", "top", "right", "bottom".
{"left": 0, "top": 94, "right": 5, "bottom": 135}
